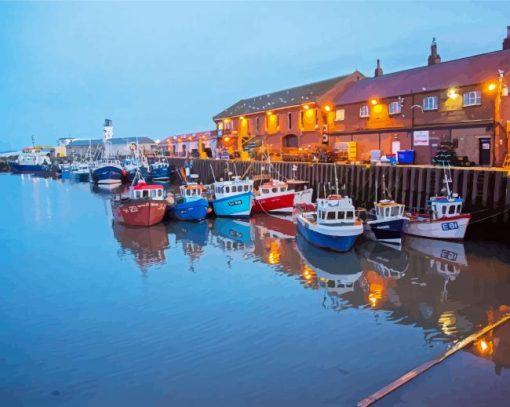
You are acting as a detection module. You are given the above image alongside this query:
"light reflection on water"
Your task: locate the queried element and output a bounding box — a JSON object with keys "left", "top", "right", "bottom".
{"left": 1, "top": 173, "right": 510, "bottom": 406}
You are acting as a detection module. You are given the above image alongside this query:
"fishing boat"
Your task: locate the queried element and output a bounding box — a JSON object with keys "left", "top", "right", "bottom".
{"left": 91, "top": 159, "right": 126, "bottom": 185}
{"left": 252, "top": 179, "right": 296, "bottom": 214}
{"left": 111, "top": 180, "right": 168, "bottom": 226}
{"left": 8, "top": 149, "right": 52, "bottom": 174}
{"left": 296, "top": 194, "right": 363, "bottom": 252}
{"left": 362, "top": 200, "right": 408, "bottom": 245}
{"left": 286, "top": 179, "right": 314, "bottom": 209}
{"left": 404, "top": 167, "right": 471, "bottom": 240}
{"left": 71, "top": 163, "right": 90, "bottom": 182}
{"left": 211, "top": 176, "right": 254, "bottom": 218}
{"left": 167, "top": 182, "right": 210, "bottom": 222}
{"left": 123, "top": 158, "right": 149, "bottom": 182}
{"left": 149, "top": 159, "right": 171, "bottom": 181}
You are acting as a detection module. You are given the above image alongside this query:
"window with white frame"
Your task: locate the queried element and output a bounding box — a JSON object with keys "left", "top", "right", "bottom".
{"left": 335, "top": 109, "right": 345, "bottom": 121}
{"left": 463, "top": 90, "right": 481, "bottom": 107}
{"left": 389, "top": 101, "right": 401, "bottom": 115}
{"left": 423, "top": 96, "right": 438, "bottom": 111}
{"left": 359, "top": 105, "right": 369, "bottom": 118}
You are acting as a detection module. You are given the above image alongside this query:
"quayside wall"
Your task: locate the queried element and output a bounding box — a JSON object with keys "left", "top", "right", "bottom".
{"left": 167, "top": 158, "right": 510, "bottom": 223}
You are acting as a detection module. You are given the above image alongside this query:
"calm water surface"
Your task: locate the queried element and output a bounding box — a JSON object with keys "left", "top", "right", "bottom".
{"left": 1, "top": 173, "right": 510, "bottom": 406}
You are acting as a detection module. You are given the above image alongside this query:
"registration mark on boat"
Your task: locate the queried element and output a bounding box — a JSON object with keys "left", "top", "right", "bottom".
{"left": 441, "top": 221, "right": 458, "bottom": 231}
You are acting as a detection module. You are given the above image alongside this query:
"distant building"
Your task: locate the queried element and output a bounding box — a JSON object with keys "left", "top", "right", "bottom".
{"left": 162, "top": 131, "right": 218, "bottom": 157}
{"left": 66, "top": 137, "right": 157, "bottom": 158}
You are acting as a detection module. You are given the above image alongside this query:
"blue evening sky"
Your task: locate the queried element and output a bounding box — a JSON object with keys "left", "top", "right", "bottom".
{"left": 1, "top": 1, "right": 509, "bottom": 150}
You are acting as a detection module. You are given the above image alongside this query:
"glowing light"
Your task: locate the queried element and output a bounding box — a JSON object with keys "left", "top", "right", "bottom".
{"left": 373, "top": 104, "right": 383, "bottom": 114}
{"left": 324, "top": 105, "right": 332, "bottom": 112}
{"left": 268, "top": 240, "right": 281, "bottom": 265}
{"left": 487, "top": 82, "right": 497, "bottom": 92}
{"left": 303, "top": 104, "right": 310, "bottom": 110}
{"left": 480, "top": 340, "right": 488, "bottom": 352}
{"left": 266, "top": 111, "right": 273, "bottom": 116}
{"left": 370, "top": 98, "right": 378, "bottom": 106}
{"left": 240, "top": 116, "right": 245, "bottom": 120}
{"left": 224, "top": 137, "right": 230, "bottom": 142}
{"left": 447, "top": 87, "right": 458, "bottom": 99}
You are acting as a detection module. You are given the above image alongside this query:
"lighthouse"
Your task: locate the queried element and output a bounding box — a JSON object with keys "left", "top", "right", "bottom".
{"left": 103, "top": 119, "right": 113, "bottom": 142}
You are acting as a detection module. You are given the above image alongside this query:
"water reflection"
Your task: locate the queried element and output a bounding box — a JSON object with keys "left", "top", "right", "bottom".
{"left": 111, "top": 215, "right": 510, "bottom": 347}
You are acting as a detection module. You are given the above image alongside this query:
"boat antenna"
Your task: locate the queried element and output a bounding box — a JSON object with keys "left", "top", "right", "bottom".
{"left": 334, "top": 163, "right": 339, "bottom": 195}
{"left": 210, "top": 163, "right": 217, "bottom": 182}
{"left": 317, "top": 182, "right": 321, "bottom": 199}
{"left": 374, "top": 174, "right": 378, "bottom": 205}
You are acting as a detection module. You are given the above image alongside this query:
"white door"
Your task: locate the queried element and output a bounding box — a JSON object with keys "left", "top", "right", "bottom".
{"left": 391, "top": 141, "right": 401, "bottom": 154}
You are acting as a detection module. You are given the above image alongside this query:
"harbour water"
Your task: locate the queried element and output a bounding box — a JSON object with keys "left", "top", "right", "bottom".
{"left": 1, "top": 173, "right": 510, "bottom": 406}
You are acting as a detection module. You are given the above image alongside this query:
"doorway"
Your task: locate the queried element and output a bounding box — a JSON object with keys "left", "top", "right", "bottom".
{"left": 479, "top": 138, "right": 491, "bottom": 166}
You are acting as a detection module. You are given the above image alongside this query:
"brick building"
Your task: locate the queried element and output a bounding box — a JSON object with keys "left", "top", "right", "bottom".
{"left": 329, "top": 37, "right": 510, "bottom": 165}
{"left": 213, "top": 71, "right": 363, "bottom": 157}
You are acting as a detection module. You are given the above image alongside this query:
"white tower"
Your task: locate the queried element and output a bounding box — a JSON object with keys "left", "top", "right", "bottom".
{"left": 103, "top": 119, "right": 113, "bottom": 142}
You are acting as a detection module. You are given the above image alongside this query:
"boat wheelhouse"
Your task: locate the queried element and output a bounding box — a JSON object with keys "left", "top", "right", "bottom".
{"left": 362, "top": 200, "right": 408, "bottom": 245}
{"left": 296, "top": 195, "right": 363, "bottom": 252}
{"left": 211, "top": 176, "right": 254, "bottom": 218}
{"left": 149, "top": 159, "right": 171, "bottom": 181}
{"left": 8, "top": 149, "right": 52, "bottom": 174}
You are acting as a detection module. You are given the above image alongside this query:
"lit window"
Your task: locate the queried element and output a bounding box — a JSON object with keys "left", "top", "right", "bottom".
{"left": 359, "top": 105, "right": 370, "bottom": 118}
{"left": 335, "top": 109, "right": 345, "bottom": 121}
{"left": 389, "top": 101, "right": 401, "bottom": 115}
{"left": 423, "top": 96, "right": 438, "bottom": 111}
{"left": 463, "top": 90, "right": 481, "bottom": 107}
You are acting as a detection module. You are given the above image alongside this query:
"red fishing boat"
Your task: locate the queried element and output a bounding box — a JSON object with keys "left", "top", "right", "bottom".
{"left": 252, "top": 179, "right": 296, "bottom": 214}
{"left": 111, "top": 180, "right": 168, "bottom": 226}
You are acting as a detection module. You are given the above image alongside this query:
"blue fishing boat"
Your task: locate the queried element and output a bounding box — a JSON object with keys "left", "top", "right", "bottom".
{"left": 211, "top": 176, "right": 254, "bottom": 218}
{"left": 123, "top": 158, "right": 149, "bottom": 182}
{"left": 91, "top": 159, "right": 126, "bottom": 185}
{"left": 71, "top": 163, "right": 90, "bottom": 182}
{"left": 296, "top": 195, "right": 363, "bottom": 252}
{"left": 167, "top": 183, "right": 209, "bottom": 222}
{"left": 149, "top": 159, "right": 171, "bottom": 181}
{"left": 362, "top": 200, "right": 408, "bottom": 245}
{"left": 8, "top": 149, "right": 52, "bottom": 174}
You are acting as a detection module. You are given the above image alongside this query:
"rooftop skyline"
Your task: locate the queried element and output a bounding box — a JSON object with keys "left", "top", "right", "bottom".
{"left": 1, "top": 1, "right": 510, "bottom": 150}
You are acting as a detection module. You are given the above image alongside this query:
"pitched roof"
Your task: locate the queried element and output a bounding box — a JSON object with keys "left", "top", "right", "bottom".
{"left": 67, "top": 137, "right": 155, "bottom": 147}
{"left": 214, "top": 73, "right": 356, "bottom": 120}
{"left": 335, "top": 49, "right": 510, "bottom": 105}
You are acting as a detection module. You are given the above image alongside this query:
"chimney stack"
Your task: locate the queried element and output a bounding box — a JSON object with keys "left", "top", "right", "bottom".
{"left": 503, "top": 26, "right": 510, "bottom": 50}
{"left": 374, "top": 59, "right": 383, "bottom": 77}
{"left": 428, "top": 37, "right": 441, "bottom": 65}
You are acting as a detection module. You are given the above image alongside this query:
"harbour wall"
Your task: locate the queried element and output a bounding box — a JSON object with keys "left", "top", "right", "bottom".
{"left": 167, "top": 158, "right": 510, "bottom": 223}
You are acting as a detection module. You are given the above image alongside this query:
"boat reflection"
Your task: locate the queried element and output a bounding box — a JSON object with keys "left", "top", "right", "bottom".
{"left": 167, "top": 220, "right": 209, "bottom": 272}
{"left": 112, "top": 222, "right": 169, "bottom": 272}
{"left": 296, "top": 233, "right": 362, "bottom": 311}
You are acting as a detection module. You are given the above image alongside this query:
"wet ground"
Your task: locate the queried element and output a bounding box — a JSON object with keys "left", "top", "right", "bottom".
{"left": 1, "top": 173, "right": 510, "bottom": 406}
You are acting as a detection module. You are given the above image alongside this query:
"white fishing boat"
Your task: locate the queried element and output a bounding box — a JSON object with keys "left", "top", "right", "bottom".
{"left": 404, "top": 166, "right": 471, "bottom": 240}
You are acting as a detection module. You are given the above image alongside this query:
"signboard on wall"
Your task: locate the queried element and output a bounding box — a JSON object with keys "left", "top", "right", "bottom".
{"left": 413, "top": 130, "right": 430, "bottom": 146}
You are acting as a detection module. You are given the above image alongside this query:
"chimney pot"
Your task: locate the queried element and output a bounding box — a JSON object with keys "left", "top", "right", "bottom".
{"left": 503, "top": 26, "right": 510, "bottom": 50}
{"left": 374, "top": 59, "right": 383, "bottom": 77}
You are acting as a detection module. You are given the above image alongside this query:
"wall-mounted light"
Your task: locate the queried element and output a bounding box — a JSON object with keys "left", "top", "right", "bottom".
{"left": 447, "top": 87, "right": 459, "bottom": 99}
{"left": 486, "top": 82, "right": 497, "bottom": 92}
{"left": 370, "top": 98, "right": 379, "bottom": 106}
{"left": 324, "top": 105, "right": 332, "bottom": 112}
{"left": 303, "top": 104, "right": 310, "bottom": 110}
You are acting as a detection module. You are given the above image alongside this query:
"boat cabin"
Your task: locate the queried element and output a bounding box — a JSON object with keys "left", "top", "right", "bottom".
{"left": 213, "top": 176, "right": 253, "bottom": 199}
{"left": 259, "top": 180, "right": 288, "bottom": 195}
{"left": 130, "top": 181, "right": 165, "bottom": 200}
{"left": 429, "top": 195, "right": 464, "bottom": 220}
{"left": 316, "top": 195, "right": 356, "bottom": 225}
{"left": 374, "top": 200, "right": 405, "bottom": 220}
{"left": 180, "top": 183, "right": 205, "bottom": 200}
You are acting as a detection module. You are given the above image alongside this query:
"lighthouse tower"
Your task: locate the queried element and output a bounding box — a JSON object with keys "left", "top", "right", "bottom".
{"left": 103, "top": 119, "right": 113, "bottom": 142}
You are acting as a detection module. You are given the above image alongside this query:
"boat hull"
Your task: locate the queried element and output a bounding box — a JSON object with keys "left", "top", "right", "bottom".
{"left": 293, "top": 188, "right": 314, "bottom": 206}
{"left": 212, "top": 191, "right": 253, "bottom": 218}
{"left": 168, "top": 198, "right": 209, "bottom": 222}
{"left": 92, "top": 166, "right": 125, "bottom": 185}
{"left": 364, "top": 218, "right": 407, "bottom": 245}
{"left": 252, "top": 191, "right": 295, "bottom": 214}
{"left": 296, "top": 215, "right": 362, "bottom": 252}
{"left": 112, "top": 199, "right": 167, "bottom": 226}
{"left": 8, "top": 162, "right": 51, "bottom": 174}
{"left": 73, "top": 172, "right": 90, "bottom": 182}
{"left": 149, "top": 166, "right": 170, "bottom": 180}
{"left": 404, "top": 215, "right": 470, "bottom": 240}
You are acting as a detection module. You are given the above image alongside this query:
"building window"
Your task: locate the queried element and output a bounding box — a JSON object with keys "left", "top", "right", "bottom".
{"left": 288, "top": 112, "right": 292, "bottom": 129}
{"left": 423, "top": 96, "right": 438, "bottom": 111}
{"left": 463, "top": 90, "right": 481, "bottom": 107}
{"left": 283, "top": 134, "right": 299, "bottom": 148}
{"left": 256, "top": 117, "right": 260, "bottom": 132}
{"left": 335, "top": 109, "right": 345, "bottom": 121}
{"left": 359, "top": 105, "right": 369, "bottom": 118}
{"left": 389, "top": 101, "right": 401, "bottom": 115}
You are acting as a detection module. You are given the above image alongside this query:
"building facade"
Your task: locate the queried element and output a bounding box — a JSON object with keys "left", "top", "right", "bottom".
{"left": 213, "top": 72, "right": 364, "bottom": 158}
{"left": 329, "top": 39, "right": 510, "bottom": 165}
{"left": 66, "top": 137, "right": 156, "bottom": 158}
